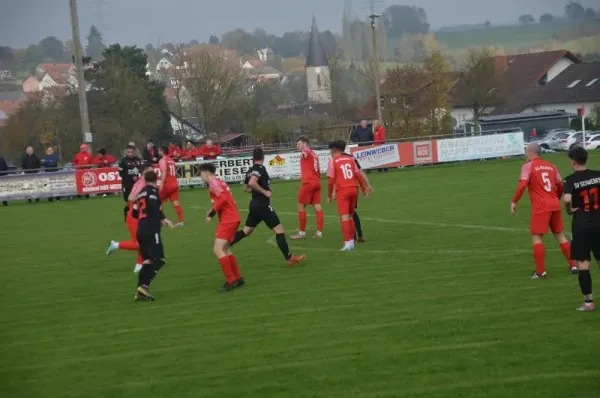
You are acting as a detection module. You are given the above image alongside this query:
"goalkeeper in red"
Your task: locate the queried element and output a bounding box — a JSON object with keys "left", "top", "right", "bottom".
{"left": 511, "top": 143, "right": 577, "bottom": 278}
{"left": 199, "top": 163, "right": 245, "bottom": 292}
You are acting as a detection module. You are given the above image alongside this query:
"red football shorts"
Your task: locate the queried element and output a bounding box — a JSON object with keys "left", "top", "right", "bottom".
{"left": 530, "top": 210, "right": 564, "bottom": 235}
{"left": 216, "top": 220, "right": 240, "bottom": 241}
{"left": 160, "top": 183, "right": 179, "bottom": 202}
{"left": 298, "top": 182, "right": 321, "bottom": 205}
{"left": 336, "top": 188, "right": 358, "bottom": 216}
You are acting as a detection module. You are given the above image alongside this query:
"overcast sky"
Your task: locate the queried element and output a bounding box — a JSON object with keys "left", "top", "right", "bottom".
{"left": 1, "top": 0, "right": 598, "bottom": 48}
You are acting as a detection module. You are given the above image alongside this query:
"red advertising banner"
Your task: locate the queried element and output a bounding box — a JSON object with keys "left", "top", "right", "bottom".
{"left": 349, "top": 141, "right": 438, "bottom": 169}
{"left": 75, "top": 166, "right": 162, "bottom": 194}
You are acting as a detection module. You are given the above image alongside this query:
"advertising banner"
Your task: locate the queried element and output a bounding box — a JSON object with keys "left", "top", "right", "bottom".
{"left": 412, "top": 141, "right": 434, "bottom": 164}
{"left": 436, "top": 132, "right": 524, "bottom": 163}
{"left": 351, "top": 144, "right": 401, "bottom": 169}
{"left": 0, "top": 171, "right": 77, "bottom": 201}
{"left": 264, "top": 149, "right": 331, "bottom": 179}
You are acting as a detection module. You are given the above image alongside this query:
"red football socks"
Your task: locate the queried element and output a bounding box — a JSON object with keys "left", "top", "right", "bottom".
{"left": 341, "top": 220, "right": 353, "bottom": 241}
{"left": 136, "top": 252, "right": 143, "bottom": 265}
{"left": 316, "top": 210, "right": 324, "bottom": 233}
{"left": 533, "top": 243, "right": 546, "bottom": 274}
{"left": 118, "top": 241, "right": 138, "bottom": 251}
{"left": 218, "top": 257, "right": 235, "bottom": 284}
{"left": 559, "top": 241, "right": 576, "bottom": 269}
{"left": 227, "top": 255, "right": 241, "bottom": 280}
{"left": 298, "top": 211, "right": 307, "bottom": 232}
{"left": 174, "top": 205, "right": 184, "bottom": 223}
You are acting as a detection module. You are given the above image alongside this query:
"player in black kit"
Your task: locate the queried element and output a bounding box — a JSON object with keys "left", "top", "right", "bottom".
{"left": 229, "top": 147, "right": 305, "bottom": 266}
{"left": 563, "top": 147, "right": 599, "bottom": 312}
{"left": 134, "top": 170, "right": 174, "bottom": 301}
{"left": 118, "top": 145, "right": 142, "bottom": 221}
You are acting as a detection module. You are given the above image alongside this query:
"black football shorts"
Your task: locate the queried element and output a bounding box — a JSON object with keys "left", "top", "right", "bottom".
{"left": 245, "top": 203, "right": 281, "bottom": 230}
{"left": 570, "top": 227, "right": 600, "bottom": 262}
{"left": 137, "top": 231, "right": 165, "bottom": 261}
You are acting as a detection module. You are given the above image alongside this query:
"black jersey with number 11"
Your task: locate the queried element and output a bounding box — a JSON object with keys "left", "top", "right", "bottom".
{"left": 563, "top": 169, "right": 600, "bottom": 231}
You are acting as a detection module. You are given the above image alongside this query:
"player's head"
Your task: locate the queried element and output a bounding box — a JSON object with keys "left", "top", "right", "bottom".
{"left": 328, "top": 140, "right": 345, "bottom": 156}
{"left": 145, "top": 170, "right": 158, "bottom": 185}
{"left": 198, "top": 162, "right": 217, "bottom": 183}
{"left": 158, "top": 146, "right": 168, "bottom": 157}
{"left": 568, "top": 146, "right": 588, "bottom": 170}
{"left": 525, "top": 143, "right": 542, "bottom": 161}
{"left": 98, "top": 148, "right": 107, "bottom": 156}
{"left": 252, "top": 147, "right": 265, "bottom": 164}
{"left": 296, "top": 136, "right": 309, "bottom": 151}
{"left": 126, "top": 145, "right": 136, "bottom": 158}
{"left": 139, "top": 162, "right": 153, "bottom": 177}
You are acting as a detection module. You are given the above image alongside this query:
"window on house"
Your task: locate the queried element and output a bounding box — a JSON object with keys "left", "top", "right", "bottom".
{"left": 567, "top": 80, "right": 581, "bottom": 88}
{"left": 586, "top": 78, "right": 598, "bottom": 87}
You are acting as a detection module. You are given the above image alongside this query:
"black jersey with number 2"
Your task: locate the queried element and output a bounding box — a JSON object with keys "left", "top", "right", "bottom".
{"left": 563, "top": 169, "right": 600, "bottom": 231}
{"left": 244, "top": 164, "right": 271, "bottom": 206}
{"left": 135, "top": 185, "right": 165, "bottom": 233}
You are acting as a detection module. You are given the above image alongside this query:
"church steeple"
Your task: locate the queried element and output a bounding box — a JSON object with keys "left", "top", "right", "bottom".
{"left": 306, "top": 16, "right": 328, "bottom": 67}
{"left": 305, "top": 17, "right": 331, "bottom": 104}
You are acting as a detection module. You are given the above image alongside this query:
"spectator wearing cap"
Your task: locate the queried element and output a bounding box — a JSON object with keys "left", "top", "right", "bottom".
{"left": 143, "top": 141, "right": 160, "bottom": 164}
{"left": 199, "top": 139, "right": 222, "bottom": 160}
{"left": 73, "top": 144, "right": 95, "bottom": 169}
{"left": 22, "top": 146, "right": 41, "bottom": 203}
{"left": 95, "top": 148, "right": 116, "bottom": 168}
{"left": 127, "top": 141, "right": 143, "bottom": 159}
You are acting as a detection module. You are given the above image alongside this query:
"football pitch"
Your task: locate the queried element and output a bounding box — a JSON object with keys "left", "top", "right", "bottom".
{"left": 2, "top": 153, "right": 600, "bottom": 398}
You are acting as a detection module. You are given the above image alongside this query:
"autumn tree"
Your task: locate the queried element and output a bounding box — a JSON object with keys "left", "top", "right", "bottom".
{"left": 422, "top": 50, "right": 453, "bottom": 135}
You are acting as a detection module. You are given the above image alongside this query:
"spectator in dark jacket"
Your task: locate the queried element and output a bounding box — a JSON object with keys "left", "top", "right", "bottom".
{"left": 143, "top": 141, "right": 160, "bottom": 163}
{"left": 351, "top": 120, "right": 374, "bottom": 147}
{"left": 22, "top": 146, "right": 41, "bottom": 203}
{"left": 0, "top": 155, "right": 7, "bottom": 206}
{"left": 41, "top": 147, "right": 59, "bottom": 172}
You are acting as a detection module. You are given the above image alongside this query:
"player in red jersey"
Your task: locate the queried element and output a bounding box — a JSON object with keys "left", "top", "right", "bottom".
{"left": 199, "top": 163, "right": 245, "bottom": 292}
{"left": 291, "top": 136, "right": 325, "bottom": 240}
{"left": 106, "top": 162, "right": 153, "bottom": 272}
{"left": 511, "top": 143, "right": 577, "bottom": 278}
{"left": 158, "top": 146, "right": 184, "bottom": 226}
{"left": 327, "top": 140, "right": 369, "bottom": 251}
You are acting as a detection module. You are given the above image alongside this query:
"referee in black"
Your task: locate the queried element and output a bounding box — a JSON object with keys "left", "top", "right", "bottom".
{"left": 118, "top": 145, "right": 142, "bottom": 221}
{"left": 134, "top": 170, "right": 174, "bottom": 301}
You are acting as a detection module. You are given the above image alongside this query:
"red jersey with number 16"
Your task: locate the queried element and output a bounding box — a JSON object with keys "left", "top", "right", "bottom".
{"left": 300, "top": 148, "right": 321, "bottom": 184}
{"left": 159, "top": 156, "right": 178, "bottom": 186}
{"left": 209, "top": 178, "right": 240, "bottom": 223}
{"left": 518, "top": 158, "right": 562, "bottom": 214}
{"left": 327, "top": 155, "right": 365, "bottom": 194}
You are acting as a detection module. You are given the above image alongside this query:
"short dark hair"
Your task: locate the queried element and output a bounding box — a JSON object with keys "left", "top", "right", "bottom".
{"left": 328, "top": 140, "right": 345, "bottom": 151}
{"left": 253, "top": 147, "right": 264, "bottom": 161}
{"left": 145, "top": 170, "right": 158, "bottom": 183}
{"left": 568, "top": 146, "right": 588, "bottom": 166}
{"left": 126, "top": 145, "right": 136, "bottom": 151}
{"left": 297, "top": 136, "right": 308, "bottom": 143}
{"left": 98, "top": 148, "right": 107, "bottom": 155}
{"left": 140, "top": 162, "right": 153, "bottom": 172}
{"left": 198, "top": 162, "right": 217, "bottom": 174}
{"left": 159, "top": 146, "right": 168, "bottom": 154}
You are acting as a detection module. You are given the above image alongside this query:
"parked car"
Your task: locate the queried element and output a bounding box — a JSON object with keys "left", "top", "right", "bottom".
{"left": 584, "top": 133, "right": 600, "bottom": 150}
{"left": 533, "top": 129, "right": 576, "bottom": 150}
{"left": 554, "top": 131, "right": 584, "bottom": 151}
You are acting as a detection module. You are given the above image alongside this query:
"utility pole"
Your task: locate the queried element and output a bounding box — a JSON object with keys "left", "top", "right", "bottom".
{"left": 369, "top": 13, "right": 383, "bottom": 123}
{"left": 69, "top": 0, "right": 92, "bottom": 147}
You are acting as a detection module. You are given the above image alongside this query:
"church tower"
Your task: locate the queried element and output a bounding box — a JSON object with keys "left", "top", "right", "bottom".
{"left": 305, "top": 17, "right": 332, "bottom": 104}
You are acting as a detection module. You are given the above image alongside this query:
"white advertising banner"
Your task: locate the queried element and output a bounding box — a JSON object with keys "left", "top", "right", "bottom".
{"left": 352, "top": 144, "right": 401, "bottom": 169}
{"left": 264, "top": 149, "right": 331, "bottom": 179}
{"left": 0, "top": 171, "right": 77, "bottom": 200}
{"left": 436, "top": 132, "right": 524, "bottom": 163}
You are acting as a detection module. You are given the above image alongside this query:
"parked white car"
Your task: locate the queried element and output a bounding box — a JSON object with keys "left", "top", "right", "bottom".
{"left": 532, "top": 129, "right": 576, "bottom": 151}
{"left": 555, "top": 131, "right": 584, "bottom": 151}
{"left": 584, "top": 133, "right": 600, "bottom": 150}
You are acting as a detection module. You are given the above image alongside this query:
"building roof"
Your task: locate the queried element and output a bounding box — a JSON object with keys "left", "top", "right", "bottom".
{"left": 0, "top": 100, "right": 24, "bottom": 116}
{"left": 305, "top": 17, "right": 328, "bottom": 67}
{"left": 477, "top": 111, "right": 574, "bottom": 123}
{"left": 0, "top": 91, "right": 27, "bottom": 102}
{"left": 217, "top": 132, "right": 244, "bottom": 143}
{"left": 452, "top": 50, "right": 580, "bottom": 108}
{"left": 39, "top": 63, "right": 73, "bottom": 74}
{"left": 493, "top": 62, "right": 600, "bottom": 114}
{"left": 245, "top": 59, "right": 264, "bottom": 68}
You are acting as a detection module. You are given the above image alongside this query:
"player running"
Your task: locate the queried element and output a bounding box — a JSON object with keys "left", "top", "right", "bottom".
{"left": 229, "top": 147, "right": 306, "bottom": 266}
{"left": 134, "top": 170, "right": 174, "bottom": 301}
{"left": 199, "top": 163, "right": 245, "bottom": 292}
{"left": 118, "top": 145, "right": 142, "bottom": 222}
{"left": 291, "top": 136, "right": 324, "bottom": 239}
{"left": 563, "top": 147, "right": 599, "bottom": 311}
{"left": 327, "top": 140, "right": 369, "bottom": 251}
{"left": 158, "top": 146, "right": 184, "bottom": 227}
{"left": 341, "top": 151, "right": 373, "bottom": 242}
{"left": 511, "top": 143, "right": 577, "bottom": 279}
{"left": 106, "top": 162, "right": 153, "bottom": 272}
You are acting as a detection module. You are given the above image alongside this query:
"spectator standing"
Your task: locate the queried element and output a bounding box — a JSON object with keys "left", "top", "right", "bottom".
{"left": 41, "top": 146, "right": 60, "bottom": 202}
{"left": 168, "top": 140, "right": 182, "bottom": 161}
{"left": 199, "top": 139, "right": 222, "bottom": 160}
{"left": 143, "top": 141, "right": 160, "bottom": 164}
{"left": 95, "top": 148, "right": 116, "bottom": 168}
{"left": 351, "top": 120, "right": 374, "bottom": 147}
{"left": 181, "top": 141, "right": 200, "bottom": 161}
{"left": 22, "top": 146, "right": 41, "bottom": 203}
{"left": 0, "top": 155, "right": 8, "bottom": 206}
{"left": 72, "top": 144, "right": 95, "bottom": 169}
{"left": 373, "top": 120, "right": 388, "bottom": 172}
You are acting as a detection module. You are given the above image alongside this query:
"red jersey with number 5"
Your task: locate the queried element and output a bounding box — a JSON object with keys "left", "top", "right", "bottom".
{"left": 159, "top": 156, "right": 178, "bottom": 186}
{"left": 300, "top": 148, "right": 321, "bottom": 184}
{"left": 519, "top": 158, "right": 561, "bottom": 214}
{"left": 327, "top": 155, "right": 363, "bottom": 191}
{"left": 209, "top": 177, "right": 240, "bottom": 223}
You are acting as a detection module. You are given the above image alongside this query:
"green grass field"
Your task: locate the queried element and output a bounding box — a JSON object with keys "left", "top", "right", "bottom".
{"left": 2, "top": 153, "right": 600, "bottom": 398}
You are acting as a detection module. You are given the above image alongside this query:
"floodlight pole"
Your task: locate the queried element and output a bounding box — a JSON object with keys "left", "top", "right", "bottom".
{"left": 369, "top": 14, "right": 383, "bottom": 123}
{"left": 69, "top": 0, "right": 92, "bottom": 148}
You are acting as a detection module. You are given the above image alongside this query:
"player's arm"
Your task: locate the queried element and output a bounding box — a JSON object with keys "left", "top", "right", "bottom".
{"left": 555, "top": 170, "right": 564, "bottom": 197}
{"left": 117, "top": 159, "right": 127, "bottom": 179}
{"left": 511, "top": 163, "right": 530, "bottom": 214}
{"left": 562, "top": 179, "right": 578, "bottom": 214}
{"left": 355, "top": 169, "right": 367, "bottom": 194}
{"left": 158, "top": 160, "right": 167, "bottom": 188}
{"left": 247, "top": 173, "right": 270, "bottom": 197}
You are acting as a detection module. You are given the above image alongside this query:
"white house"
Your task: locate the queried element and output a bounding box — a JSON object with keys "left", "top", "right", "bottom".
{"left": 156, "top": 57, "right": 174, "bottom": 71}
{"left": 257, "top": 47, "right": 274, "bottom": 62}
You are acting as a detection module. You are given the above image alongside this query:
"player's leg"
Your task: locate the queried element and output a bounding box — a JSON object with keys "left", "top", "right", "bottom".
{"left": 572, "top": 229, "right": 595, "bottom": 311}
{"left": 170, "top": 188, "right": 184, "bottom": 226}
{"left": 214, "top": 237, "right": 236, "bottom": 292}
{"left": 229, "top": 211, "right": 258, "bottom": 246}
{"left": 529, "top": 213, "right": 550, "bottom": 278}
{"left": 291, "top": 198, "right": 308, "bottom": 239}
{"left": 223, "top": 221, "right": 244, "bottom": 287}
{"left": 312, "top": 186, "right": 324, "bottom": 238}
{"left": 549, "top": 210, "right": 577, "bottom": 273}
{"left": 267, "top": 208, "right": 305, "bottom": 266}
{"left": 122, "top": 187, "right": 130, "bottom": 222}
{"left": 135, "top": 233, "right": 156, "bottom": 301}
{"left": 337, "top": 190, "right": 354, "bottom": 251}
